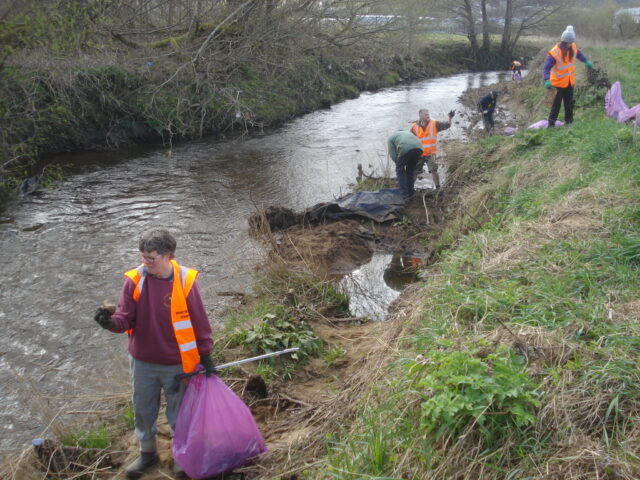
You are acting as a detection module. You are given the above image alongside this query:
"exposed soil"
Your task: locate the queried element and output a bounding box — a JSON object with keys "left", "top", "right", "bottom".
{"left": 248, "top": 151, "right": 468, "bottom": 280}
{"left": 457, "top": 74, "right": 539, "bottom": 136}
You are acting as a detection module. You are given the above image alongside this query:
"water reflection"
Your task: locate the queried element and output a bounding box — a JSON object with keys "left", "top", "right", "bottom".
{"left": 341, "top": 254, "right": 398, "bottom": 320}
{"left": 341, "top": 251, "right": 424, "bottom": 320}
{"left": 383, "top": 252, "right": 422, "bottom": 292}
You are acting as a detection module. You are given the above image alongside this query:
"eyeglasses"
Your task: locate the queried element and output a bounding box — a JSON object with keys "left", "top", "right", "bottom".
{"left": 141, "top": 253, "right": 164, "bottom": 263}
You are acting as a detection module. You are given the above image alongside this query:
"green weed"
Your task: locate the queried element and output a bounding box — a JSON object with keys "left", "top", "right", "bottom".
{"left": 323, "top": 346, "right": 346, "bottom": 367}
{"left": 122, "top": 404, "right": 134, "bottom": 431}
{"left": 59, "top": 424, "right": 111, "bottom": 449}
{"left": 254, "top": 362, "right": 278, "bottom": 381}
{"left": 224, "top": 303, "right": 285, "bottom": 335}
{"left": 383, "top": 72, "right": 400, "bottom": 84}
{"left": 392, "top": 216, "right": 411, "bottom": 228}
{"left": 353, "top": 176, "right": 395, "bottom": 192}
{"left": 406, "top": 346, "right": 539, "bottom": 445}
{"left": 231, "top": 313, "right": 323, "bottom": 363}
{"left": 255, "top": 267, "right": 350, "bottom": 317}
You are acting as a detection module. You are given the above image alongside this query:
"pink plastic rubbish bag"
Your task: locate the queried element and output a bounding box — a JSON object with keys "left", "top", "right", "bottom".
{"left": 528, "top": 119, "right": 564, "bottom": 129}
{"left": 605, "top": 81, "right": 640, "bottom": 124}
{"left": 173, "top": 374, "right": 268, "bottom": 479}
{"left": 605, "top": 81, "right": 628, "bottom": 121}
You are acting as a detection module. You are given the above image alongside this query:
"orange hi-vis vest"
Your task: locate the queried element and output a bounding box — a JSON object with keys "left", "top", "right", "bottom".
{"left": 411, "top": 120, "right": 438, "bottom": 156}
{"left": 124, "top": 259, "right": 200, "bottom": 373}
{"left": 548, "top": 43, "right": 578, "bottom": 88}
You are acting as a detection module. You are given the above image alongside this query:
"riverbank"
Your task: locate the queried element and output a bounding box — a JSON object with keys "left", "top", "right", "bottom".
{"left": 0, "top": 33, "right": 540, "bottom": 205}
{"left": 275, "top": 46, "right": 640, "bottom": 479}
{"left": 4, "top": 44, "right": 639, "bottom": 480}
{"left": 235, "top": 45, "right": 640, "bottom": 480}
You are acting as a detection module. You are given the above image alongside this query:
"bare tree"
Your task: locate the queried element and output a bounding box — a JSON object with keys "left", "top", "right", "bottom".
{"left": 500, "top": 0, "right": 568, "bottom": 58}
{"left": 458, "top": 0, "right": 479, "bottom": 61}
{"left": 500, "top": 0, "right": 513, "bottom": 55}
{"left": 441, "top": 0, "right": 569, "bottom": 64}
{"left": 481, "top": 0, "right": 490, "bottom": 53}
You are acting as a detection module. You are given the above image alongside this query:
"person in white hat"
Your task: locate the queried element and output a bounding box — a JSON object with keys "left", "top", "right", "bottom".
{"left": 543, "top": 25, "right": 594, "bottom": 127}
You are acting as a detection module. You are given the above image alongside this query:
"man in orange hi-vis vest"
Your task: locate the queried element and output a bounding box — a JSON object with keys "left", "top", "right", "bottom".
{"left": 543, "top": 25, "right": 593, "bottom": 128}
{"left": 93, "top": 229, "right": 214, "bottom": 479}
{"left": 410, "top": 108, "right": 455, "bottom": 189}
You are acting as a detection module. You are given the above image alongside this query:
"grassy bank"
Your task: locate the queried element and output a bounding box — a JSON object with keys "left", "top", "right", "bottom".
{"left": 305, "top": 47, "right": 640, "bottom": 479}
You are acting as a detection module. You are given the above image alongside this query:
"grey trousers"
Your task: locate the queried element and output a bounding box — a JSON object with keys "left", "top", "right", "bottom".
{"left": 129, "top": 355, "right": 185, "bottom": 452}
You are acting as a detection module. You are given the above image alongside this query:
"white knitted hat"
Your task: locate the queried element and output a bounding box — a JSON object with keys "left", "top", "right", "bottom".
{"left": 561, "top": 25, "right": 576, "bottom": 43}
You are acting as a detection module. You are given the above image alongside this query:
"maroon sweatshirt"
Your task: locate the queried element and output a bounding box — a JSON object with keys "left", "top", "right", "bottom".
{"left": 109, "top": 269, "right": 213, "bottom": 365}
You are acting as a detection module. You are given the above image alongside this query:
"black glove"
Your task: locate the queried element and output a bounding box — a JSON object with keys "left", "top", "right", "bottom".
{"left": 200, "top": 354, "right": 217, "bottom": 377}
{"left": 93, "top": 307, "right": 114, "bottom": 330}
{"left": 448, "top": 109, "right": 456, "bottom": 118}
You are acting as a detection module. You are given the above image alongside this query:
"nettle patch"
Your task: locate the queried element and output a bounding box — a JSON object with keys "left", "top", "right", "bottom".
{"left": 231, "top": 313, "right": 323, "bottom": 363}
{"left": 406, "top": 344, "right": 540, "bottom": 446}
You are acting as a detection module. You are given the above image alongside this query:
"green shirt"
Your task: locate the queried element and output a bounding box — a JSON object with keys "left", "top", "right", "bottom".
{"left": 387, "top": 130, "right": 423, "bottom": 162}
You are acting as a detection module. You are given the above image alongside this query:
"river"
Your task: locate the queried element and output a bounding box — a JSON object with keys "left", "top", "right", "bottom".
{"left": 0, "top": 70, "right": 511, "bottom": 451}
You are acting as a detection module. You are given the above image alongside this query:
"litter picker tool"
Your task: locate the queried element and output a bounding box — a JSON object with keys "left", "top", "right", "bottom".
{"left": 172, "top": 348, "right": 300, "bottom": 390}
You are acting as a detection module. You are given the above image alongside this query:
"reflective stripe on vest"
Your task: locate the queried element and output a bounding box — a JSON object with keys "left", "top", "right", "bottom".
{"left": 411, "top": 120, "right": 438, "bottom": 156}
{"left": 549, "top": 43, "right": 577, "bottom": 88}
{"left": 123, "top": 260, "right": 200, "bottom": 373}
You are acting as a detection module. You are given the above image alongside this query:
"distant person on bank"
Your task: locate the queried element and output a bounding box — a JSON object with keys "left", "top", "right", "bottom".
{"left": 410, "top": 108, "right": 455, "bottom": 190}
{"left": 93, "top": 229, "right": 215, "bottom": 479}
{"left": 543, "top": 25, "right": 594, "bottom": 128}
{"left": 511, "top": 59, "right": 523, "bottom": 79}
{"left": 478, "top": 90, "right": 499, "bottom": 135}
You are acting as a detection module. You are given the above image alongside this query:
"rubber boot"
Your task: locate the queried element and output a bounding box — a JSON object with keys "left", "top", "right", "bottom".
{"left": 125, "top": 451, "right": 159, "bottom": 479}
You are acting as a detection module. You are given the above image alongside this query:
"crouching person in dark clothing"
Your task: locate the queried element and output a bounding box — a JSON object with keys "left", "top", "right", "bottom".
{"left": 93, "top": 228, "right": 216, "bottom": 479}
{"left": 478, "top": 90, "right": 499, "bottom": 135}
{"left": 388, "top": 130, "right": 424, "bottom": 199}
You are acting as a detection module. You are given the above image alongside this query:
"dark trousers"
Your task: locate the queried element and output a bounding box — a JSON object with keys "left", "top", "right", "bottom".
{"left": 482, "top": 111, "right": 494, "bottom": 132}
{"left": 395, "top": 148, "right": 422, "bottom": 198}
{"left": 548, "top": 85, "right": 574, "bottom": 126}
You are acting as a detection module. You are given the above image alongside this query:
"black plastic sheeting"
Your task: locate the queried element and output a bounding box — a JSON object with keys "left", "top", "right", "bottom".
{"left": 304, "top": 188, "right": 405, "bottom": 223}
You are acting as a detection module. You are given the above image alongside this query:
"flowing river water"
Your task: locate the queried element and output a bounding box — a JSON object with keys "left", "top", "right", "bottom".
{"left": 0, "top": 70, "right": 511, "bottom": 451}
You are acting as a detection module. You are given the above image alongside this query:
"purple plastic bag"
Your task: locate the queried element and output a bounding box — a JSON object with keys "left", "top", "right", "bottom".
{"left": 528, "top": 120, "right": 564, "bottom": 129}
{"left": 504, "top": 126, "right": 518, "bottom": 136}
{"left": 173, "top": 374, "right": 268, "bottom": 479}
{"left": 605, "top": 81, "right": 640, "bottom": 124}
{"left": 605, "top": 81, "right": 628, "bottom": 121}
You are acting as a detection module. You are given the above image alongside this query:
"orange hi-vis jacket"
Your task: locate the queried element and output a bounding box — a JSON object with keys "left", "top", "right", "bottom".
{"left": 548, "top": 43, "right": 578, "bottom": 88}
{"left": 411, "top": 120, "right": 438, "bottom": 156}
{"left": 124, "top": 259, "right": 200, "bottom": 373}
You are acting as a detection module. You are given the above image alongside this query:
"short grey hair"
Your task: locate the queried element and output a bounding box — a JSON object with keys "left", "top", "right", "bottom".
{"left": 138, "top": 228, "right": 176, "bottom": 257}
